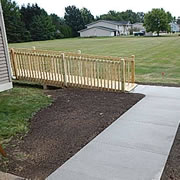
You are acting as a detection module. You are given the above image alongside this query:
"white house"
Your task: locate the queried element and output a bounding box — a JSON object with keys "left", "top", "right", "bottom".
{"left": 132, "top": 23, "right": 145, "bottom": 31}
{"left": 0, "top": 3, "right": 12, "bottom": 92}
{"left": 79, "top": 20, "right": 132, "bottom": 37}
{"left": 170, "top": 22, "right": 180, "bottom": 33}
{"left": 132, "top": 23, "right": 154, "bottom": 36}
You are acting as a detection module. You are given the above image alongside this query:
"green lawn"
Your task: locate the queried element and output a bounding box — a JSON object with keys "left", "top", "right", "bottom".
{"left": 9, "top": 35, "right": 180, "bottom": 84}
{"left": 0, "top": 86, "right": 52, "bottom": 143}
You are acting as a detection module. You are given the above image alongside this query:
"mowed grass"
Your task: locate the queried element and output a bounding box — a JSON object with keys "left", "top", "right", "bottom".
{"left": 0, "top": 86, "right": 52, "bottom": 143}
{"left": 9, "top": 35, "right": 180, "bottom": 84}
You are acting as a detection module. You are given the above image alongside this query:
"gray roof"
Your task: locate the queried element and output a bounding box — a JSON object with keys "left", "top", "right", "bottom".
{"left": 86, "top": 20, "right": 131, "bottom": 27}
{"left": 78, "top": 26, "right": 117, "bottom": 33}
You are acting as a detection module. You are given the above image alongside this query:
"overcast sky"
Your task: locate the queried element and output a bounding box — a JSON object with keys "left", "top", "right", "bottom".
{"left": 15, "top": 0, "right": 179, "bottom": 18}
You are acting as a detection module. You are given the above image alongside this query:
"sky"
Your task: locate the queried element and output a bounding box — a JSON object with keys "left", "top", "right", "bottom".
{"left": 15, "top": 0, "right": 179, "bottom": 18}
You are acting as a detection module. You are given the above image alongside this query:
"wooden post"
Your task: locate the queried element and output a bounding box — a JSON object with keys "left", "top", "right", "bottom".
{"left": 43, "top": 85, "right": 48, "bottom": 90}
{"left": 0, "top": 144, "right": 6, "bottom": 157}
{"left": 61, "top": 53, "right": 68, "bottom": 87}
{"left": 131, "top": 55, "right": 135, "bottom": 83}
{"left": 121, "top": 59, "right": 125, "bottom": 92}
{"left": 77, "top": 50, "right": 81, "bottom": 54}
{"left": 10, "top": 48, "right": 18, "bottom": 79}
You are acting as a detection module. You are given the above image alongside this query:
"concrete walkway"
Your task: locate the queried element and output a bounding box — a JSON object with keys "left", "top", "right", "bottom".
{"left": 47, "top": 85, "right": 180, "bottom": 180}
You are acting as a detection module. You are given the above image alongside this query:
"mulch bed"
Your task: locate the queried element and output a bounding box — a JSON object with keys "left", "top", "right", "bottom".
{"left": 0, "top": 88, "right": 144, "bottom": 179}
{"left": 161, "top": 125, "right": 180, "bottom": 180}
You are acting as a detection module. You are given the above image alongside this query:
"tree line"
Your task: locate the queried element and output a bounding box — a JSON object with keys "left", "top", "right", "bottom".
{"left": 1, "top": 0, "right": 179, "bottom": 43}
{"left": 1, "top": 0, "right": 147, "bottom": 43}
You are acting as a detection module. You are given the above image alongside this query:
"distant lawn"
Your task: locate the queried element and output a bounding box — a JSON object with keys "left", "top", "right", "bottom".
{"left": 9, "top": 35, "right": 180, "bottom": 84}
{"left": 0, "top": 86, "right": 52, "bottom": 143}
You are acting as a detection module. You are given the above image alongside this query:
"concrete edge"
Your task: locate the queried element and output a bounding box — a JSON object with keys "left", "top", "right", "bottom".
{"left": 0, "top": 171, "right": 25, "bottom": 180}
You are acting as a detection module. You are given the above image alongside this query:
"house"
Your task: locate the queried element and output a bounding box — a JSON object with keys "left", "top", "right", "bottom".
{"left": 78, "top": 20, "right": 132, "bottom": 37}
{"left": 0, "top": 4, "right": 12, "bottom": 92}
{"left": 132, "top": 23, "right": 145, "bottom": 32}
{"left": 170, "top": 22, "right": 180, "bottom": 33}
{"left": 132, "top": 23, "right": 154, "bottom": 36}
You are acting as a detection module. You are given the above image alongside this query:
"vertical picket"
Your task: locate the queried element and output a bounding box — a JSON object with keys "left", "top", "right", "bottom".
{"left": 121, "top": 59, "right": 125, "bottom": 92}
{"left": 61, "top": 53, "right": 68, "bottom": 86}
{"left": 131, "top": 55, "right": 135, "bottom": 83}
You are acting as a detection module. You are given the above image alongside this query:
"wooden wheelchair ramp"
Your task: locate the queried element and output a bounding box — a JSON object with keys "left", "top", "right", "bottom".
{"left": 10, "top": 48, "right": 136, "bottom": 92}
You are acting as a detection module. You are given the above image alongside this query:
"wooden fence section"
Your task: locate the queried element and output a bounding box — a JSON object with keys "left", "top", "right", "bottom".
{"left": 9, "top": 48, "right": 136, "bottom": 92}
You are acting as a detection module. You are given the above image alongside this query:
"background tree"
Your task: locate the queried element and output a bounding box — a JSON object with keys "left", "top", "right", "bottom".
{"left": 50, "top": 14, "right": 62, "bottom": 30}
{"left": 64, "top": 6, "right": 94, "bottom": 36}
{"left": 50, "top": 13, "right": 73, "bottom": 38}
{"left": 100, "top": 10, "right": 122, "bottom": 21}
{"left": 50, "top": 13, "right": 64, "bottom": 38}
{"left": 167, "top": 11, "right": 174, "bottom": 22}
{"left": 20, "top": 3, "right": 56, "bottom": 41}
{"left": 137, "top": 12, "right": 145, "bottom": 23}
{"left": 1, "top": 0, "right": 31, "bottom": 42}
{"left": 20, "top": 3, "right": 46, "bottom": 30}
{"left": 144, "top": 8, "right": 171, "bottom": 36}
{"left": 59, "top": 24, "right": 73, "bottom": 38}
{"left": 29, "top": 14, "right": 55, "bottom": 41}
{"left": 99, "top": 10, "right": 144, "bottom": 23}
{"left": 121, "top": 10, "right": 141, "bottom": 23}
{"left": 80, "top": 8, "right": 94, "bottom": 27}
{"left": 64, "top": 6, "right": 84, "bottom": 36}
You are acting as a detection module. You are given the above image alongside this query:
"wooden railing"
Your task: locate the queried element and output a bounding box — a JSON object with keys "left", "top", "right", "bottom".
{"left": 9, "top": 48, "right": 136, "bottom": 92}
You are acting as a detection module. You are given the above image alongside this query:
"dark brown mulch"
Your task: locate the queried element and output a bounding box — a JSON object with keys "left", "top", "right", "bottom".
{"left": 0, "top": 88, "right": 144, "bottom": 180}
{"left": 161, "top": 124, "right": 180, "bottom": 180}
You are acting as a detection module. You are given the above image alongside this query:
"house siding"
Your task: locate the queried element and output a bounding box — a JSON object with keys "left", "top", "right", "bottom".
{"left": 0, "top": 4, "right": 12, "bottom": 92}
{"left": 121, "top": 25, "right": 132, "bottom": 35}
{"left": 132, "top": 23, "right": 145, "bottom": 31}
{"left": 85, "top": 21, "right": 132, "bottom": 36}
{"left": 80, "top": 27, "right": 114, "bottom": 37}
{"left": 0, "top": 30, "right": 9, "bottom": 84}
